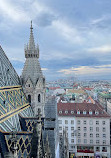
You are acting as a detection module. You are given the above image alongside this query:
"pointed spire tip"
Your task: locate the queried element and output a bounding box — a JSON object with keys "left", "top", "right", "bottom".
{"left": 30, "top": 20, "right": 33, "bottom": 30}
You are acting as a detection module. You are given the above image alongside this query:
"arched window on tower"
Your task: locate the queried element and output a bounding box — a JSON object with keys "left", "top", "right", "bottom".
{"left": 28, "top": 95, "right": 31, "bottom": 103}
{"left": 38, "top": 94, "right": 41, "bottom": 103}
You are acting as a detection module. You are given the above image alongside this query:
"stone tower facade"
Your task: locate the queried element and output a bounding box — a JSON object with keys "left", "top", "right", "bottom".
{"left": 21, "top": 21, "right": 45, "bottom": 117}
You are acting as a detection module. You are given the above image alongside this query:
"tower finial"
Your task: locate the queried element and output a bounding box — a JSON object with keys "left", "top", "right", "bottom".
{"left": 30, "top": 20, "right": 33, "bottom": 30}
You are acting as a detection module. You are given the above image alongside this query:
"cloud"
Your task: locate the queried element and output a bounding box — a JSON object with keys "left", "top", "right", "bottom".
{"left": 51, "top": 19, "right": 84, "bottom": 44}
{"left": 35, "top": 13, "right": 56, "bottom": 27}
{"left": 58, "top": 64, "right": 111, "bottom": 76}
{"left": 90, "top": 16, "right": 106, "bottom": 25}
{"left": 41, "top": 68, "right": 48, "bottom": 71}
{"left": 88, "top": 45, "right": 111, "bottom": 53}
{"left": 0, "top": 0, "right": 29, "bottom": 22}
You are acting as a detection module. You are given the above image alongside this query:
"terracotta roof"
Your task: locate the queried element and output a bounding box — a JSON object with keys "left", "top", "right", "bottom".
{"left": 49, "top": 87, "right": 60, "bottom": 90}
{"left": 66, "top": 89, "right": 86, "bottom": 94}
{"left": 57, "top": 102, "right": 110, "bottom": 118}
{"left": 83, "top": 88, "right": 94, "bottom": 91}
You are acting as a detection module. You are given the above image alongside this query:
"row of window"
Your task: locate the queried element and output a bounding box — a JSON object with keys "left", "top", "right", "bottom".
{"left": 59, "top": 120, "right": 106, "bottom": 125}
{"left": 95, "top": 146, "right": 107, "bottom": 152}
{"left": 77, "top": 139, "right": 106, "bottom": 145}
{"left": 59, "top": 126, "right": 106, "bottom": 132}
{"left": 59, "top": 120, "right": 74, "bottom": 124}
{"left": 59, "top": 126, "right": 74, "bottom": 130}
{"left": 78, "top": 127, "right": 106, "bottom": 132}
{"left": 77, "top": 120, "right": 105, "bottom": 125}
{"left": 59, "top": 110, "right": 100, "bottom": 115}
{"left": 78, "top": 133, "right": 106, "bottom": 138}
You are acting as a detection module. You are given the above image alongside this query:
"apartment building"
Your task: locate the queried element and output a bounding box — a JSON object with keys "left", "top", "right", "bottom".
{"left": 58, "top": 101, "right": 111, "bottom": 158}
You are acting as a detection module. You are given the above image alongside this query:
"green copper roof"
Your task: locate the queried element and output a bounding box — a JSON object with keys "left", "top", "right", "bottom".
{"left": 98, "top": 92, "right": 111, "bottom": 98}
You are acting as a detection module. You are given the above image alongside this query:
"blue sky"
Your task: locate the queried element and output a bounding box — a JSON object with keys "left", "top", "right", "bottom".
{"left": 1, "top": 0, "right": 111, "bottom": 81}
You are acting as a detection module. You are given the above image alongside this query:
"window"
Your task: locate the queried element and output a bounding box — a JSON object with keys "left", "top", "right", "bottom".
{"left": 78, "top": 133, "right": 81, "bottom": 137}
{"left": 103, "top": 127, "right": 106, "bottom": 132}
{"left": 103, "top": 140, "right": 106, "bottom": 144}
{"left": 28, "top": 95, "right": 31, "bottom": 103}
{"left": 78, "top": 127, "right": 80, "bottom": 131}
{"left": 102, "top": 121, "right": 105, "bottom": 125}
{"left": 71, "top": 127, "right": 74, "bottom": 130}
{"left": 96, "top": 134, "right": 99, "bottom": 137}
{"left": 59, "top": 127, "right": 62, "bottom": 130}
{"left": 77, "top": 110, "right": 80, "bottom": 114}
{"left": 65, "top": 120, "right": 68, "bottom": 124}
{"left": 78, "top": 139, "right": 81, "bottom": 143}
{"left": 90, "top": 127, "right": 93, "bottom": 132}
{"left": 84, "top": 139, "right": 87, "bottom": 144}
{"left": 96, "top": 121, "right": 99, "bottom": 125}
{"left": 59, "top": 133, "right": 62, "bottom": 136}
{"left": 65, "top": 127, "right": 68, "bottom": 131}
{"left": 102, "top": 147, "right": 107, "bottom": 152}
{"left": 90, "top": 133, "right": 93, "bottom": 137}
{"left": 89, "top": 110, "right": 92, "bottom": 115}
{"left": 84, "top": 127, "right": 87, "bottom": 131}
{"left": 71, "top": 120, "right": 74, "bottom": 124}
{"left": 90, "top": 140, "right": 93, "bottom": 144}
{"left": 65, "top": 110, "right": 68, "bottom": 114}
{"left": 71, "top": 139, "right": 74, "bottom": 143}
{"left": 96, "top": 140, "right": 99, "bottom": 144}
{"left": 83, "top": 110, "right": 86, "bottom": 114}
{"left": 96, "top": 147, "right": 100, "bottom": 152}
{"left": 71, "top": 111, "right": 74, "bottom": 114}
{"left": 58, "top": 120, "right": 62, "bottom": 124}
{"left": 71, "top": 133, "right": 74, "bottom": 137}
{"left": 38, "top": 94, "right": 41, "bottom": 103}
{"left": 89, "top": 120, "right": 93, "bottom": 125}
{"left": 96, "top": 127, "right": 99, "bottom": 132}
{"left": 71, "top": 145, "right": 74, "bottom": 149}
{"left": 83, "top": 120, "right": 87, "bottom": 124}
{"left": 103, "top": 134, "right": 106, "bottom": 138}
{"left": 59, "top": 111, "right": 62, "bottom": 114}
{"left": 84, "top": 133, "right": 87, "bottom": 137}
{"left": 28, "top": 84, "right": 30, "bottom": 87}
{"left": 77, "top": 120, "right": 80, "bottom": 124}
{"left": 95, "top": 110, "right": 99, "bottom": 115}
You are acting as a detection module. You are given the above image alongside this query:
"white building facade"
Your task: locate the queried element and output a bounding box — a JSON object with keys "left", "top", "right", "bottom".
{"left": 58, "top": 101, "right": 111, "bottom": 158}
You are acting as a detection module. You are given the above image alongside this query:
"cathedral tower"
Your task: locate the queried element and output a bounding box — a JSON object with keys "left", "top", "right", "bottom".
{"left": 21, "top": 21, "right": 45, "bottom": 117}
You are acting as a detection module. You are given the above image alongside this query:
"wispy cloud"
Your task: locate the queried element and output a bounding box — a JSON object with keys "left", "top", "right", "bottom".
{"left": 52, "top": 20, "right": 84, "bottom": 44}
{"left": 0, "top": 0, "right": 29, "bottom": 22}
{"left": 90, "top": 16, "right": 106, "bottom": 25}
{"left": 41, "top": 68, "right": 48, "bottom": 71}
{"left": 58, "top": 64, "right": 111, "bottom": 76}
{"left": 88, "top": 45, "right": 111, "bottom": 53}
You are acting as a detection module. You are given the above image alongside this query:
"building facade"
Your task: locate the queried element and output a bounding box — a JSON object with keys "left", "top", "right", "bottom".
{"left": 58, "top": 101, "right": 110, "bottom": 158}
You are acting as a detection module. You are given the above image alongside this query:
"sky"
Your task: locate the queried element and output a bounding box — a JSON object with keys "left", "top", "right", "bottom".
{"left": 1, "top": 0, "right": 111, "bottom": 81}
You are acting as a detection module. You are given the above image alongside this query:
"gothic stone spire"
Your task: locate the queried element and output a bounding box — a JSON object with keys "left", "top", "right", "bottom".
{"left": 25, "top": 21, "right": 39, "bottom": 58}
{"left": 29, "top": 21, "right": 35, "bottom": 51}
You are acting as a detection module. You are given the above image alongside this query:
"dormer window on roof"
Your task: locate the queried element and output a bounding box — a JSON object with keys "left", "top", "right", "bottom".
{"left": 77, "top": 110, "right": 80, "bottom": 114}
{"left": 95, "top": 110, "right": 99, "bottom": 115}
{"left": 83, "top": 110, "right": 87, "bottom": 114}
{"left": 65, "top": 110, "right": 68, "bottom": 114}
{"left": 71, "top": 110, "right": 74, "bottom": 114}
{"left": 89, "top": 110, "right": 92, "bottom": 115}
{"left": 59, "top": 110, "right": 62, "bottom": 114}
